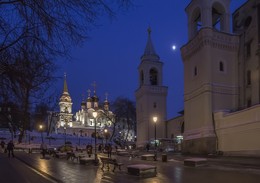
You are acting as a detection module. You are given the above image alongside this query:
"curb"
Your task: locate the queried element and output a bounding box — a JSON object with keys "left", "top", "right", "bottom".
{"left": 15, "top": 156, "right": 64, "bottom": 183}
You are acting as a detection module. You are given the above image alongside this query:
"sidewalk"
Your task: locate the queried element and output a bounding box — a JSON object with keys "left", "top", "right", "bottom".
{"left": 134, "top": 150, "right": 260, "bottom": 169}
{"left": 1, "top": 150, "right": 260, "bottom": 183}
{"left": 162, "top": 152, "right": 260, "bottom": 169}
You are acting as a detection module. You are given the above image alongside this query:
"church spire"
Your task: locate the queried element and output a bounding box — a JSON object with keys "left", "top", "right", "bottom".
{"left": 142, "top": 27, "right": 159, "bottom": 61}
{"left": 60, "top": 72, "right": 71, "bottom": 103}
{"left": 104, "top": 92, "right": 109, "bottom": 111}
{"left": 59, "top": 72, "right": 72, "bottom": 115}
{"left": 63, "top": 73, "right": 69, "bottom": 94}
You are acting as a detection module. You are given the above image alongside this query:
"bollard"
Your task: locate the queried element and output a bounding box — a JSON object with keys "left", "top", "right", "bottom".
{"left": 162, "top": 154, "right": 167, "bottom": 162}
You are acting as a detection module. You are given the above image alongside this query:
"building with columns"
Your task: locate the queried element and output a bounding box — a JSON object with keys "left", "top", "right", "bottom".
{"left": 180, "top": 0, "right": 260, "bottom": 156}
{"left": 135, "top": 28, "right": 168, "bottom": 147}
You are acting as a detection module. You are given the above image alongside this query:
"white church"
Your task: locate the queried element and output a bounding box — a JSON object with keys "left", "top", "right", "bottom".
{"left": 55, "top": 75, "right": 115, "bottom": 138}
{"left": 136, "top": 0, "right": 260, "bottom": 156}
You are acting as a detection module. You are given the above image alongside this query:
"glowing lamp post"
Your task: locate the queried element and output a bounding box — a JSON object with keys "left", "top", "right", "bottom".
{"left": 93, "top": 111, "right": 98, "bottom": 164}
{"left": 39, "top": 125, "right": 43, "bottom": 143}
{"left": 153, "top": 116, "right": 158, "bottom": 161}
{"left": 104, "top": 129, "right": 108, "bottom": 145}
{"left": 64, "top": 126, "right": 67, "bottom": 144}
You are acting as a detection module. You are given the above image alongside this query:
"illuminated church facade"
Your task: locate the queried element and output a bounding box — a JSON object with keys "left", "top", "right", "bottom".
{"left": 56, "top": 76, "right": 114, "bottom": 137}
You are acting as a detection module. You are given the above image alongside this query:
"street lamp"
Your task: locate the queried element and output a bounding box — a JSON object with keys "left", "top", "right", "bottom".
{"left": 39, "top": 125, "right": 43, "bottom": 143}
{"left": 63, "top": 119, "right": 68, "bottom": 144}
{"left": 93, "top": 111, "right": 98, "bottom": 165}
{"left": 64, "top": 126, "right": 67, "bottom": 144}
{"left": 153, "top": 116, "right": 158, "bottom": 161}
{"left": 104, "top": 129, "right": 108, "bottom": 146}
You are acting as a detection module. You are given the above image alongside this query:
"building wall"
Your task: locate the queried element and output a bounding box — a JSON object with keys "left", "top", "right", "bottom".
{"left": 215, "top": 105, "right": 260, "bottom": 156}
{"left": 136, "top": 85, "right": 167, "bottom": 146}
{"left": 233, "top": 0, "right": 260, "bottom": 108}
{"left": 166, "top": 115, "right": 183, "bottom": 139}
{"left": 180, "top": 0, "right": 241, "bottom": 154}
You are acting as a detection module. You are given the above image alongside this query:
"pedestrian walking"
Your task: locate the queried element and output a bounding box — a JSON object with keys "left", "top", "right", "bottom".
{"left": 86, "top": 144, "right": 93, "bottom": 157}
{"left": 40, "top": 142, "right": 48, "bottom": 158}
{"left": 107, "top": 144, "right": 112, "bottom": 158}
{"left": 98, "top": 144, "right": 102, "bottom": 152}
{"left": 146, "top": 143, "right": 150, "bottom": 152}
{"left": 0, "top": 140, "right": 5, "bottom": 153}
{"left": 7, "top": 140, "right": 14, "bottom": 158}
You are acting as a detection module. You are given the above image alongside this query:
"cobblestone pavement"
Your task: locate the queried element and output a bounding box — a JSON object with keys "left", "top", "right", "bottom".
{"left": 1, "top": 150, "right": 260, "bottom": 183}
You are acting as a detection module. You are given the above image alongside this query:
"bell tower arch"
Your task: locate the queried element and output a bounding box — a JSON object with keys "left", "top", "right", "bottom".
{"left": 186, "top": 0, "right": 231, "bottom": 40}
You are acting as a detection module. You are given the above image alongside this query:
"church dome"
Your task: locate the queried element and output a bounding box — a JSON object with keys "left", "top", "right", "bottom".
{"left": 81, "top": 100, "right": 86, "bottom": 106}
{"left": 87, "top": 96, "right": 93, "bottom": 102}
{"left": 92, "top": 95, "right": 99, "bottom": 102}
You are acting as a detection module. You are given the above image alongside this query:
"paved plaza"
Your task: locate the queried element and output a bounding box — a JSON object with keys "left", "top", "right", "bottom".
{"left": 1, "top": 150, "right": 260, "bottom": 183}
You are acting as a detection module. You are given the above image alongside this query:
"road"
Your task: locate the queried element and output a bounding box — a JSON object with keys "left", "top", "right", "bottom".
{"left": 0, "top": 155, "right": 56, "bottom": 183}
{"left": 1, "top": 151, "right": 260, "bottom": 183}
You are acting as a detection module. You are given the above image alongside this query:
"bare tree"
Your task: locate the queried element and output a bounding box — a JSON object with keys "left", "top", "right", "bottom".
{"left": 0, "top": 40, "right": 56, "bottom": 142}
{"left": 0, "top": 0, "right": 134, "bottom": 142}
{"left": 0, "top": 0, "right": 133, "bottom": 56}
{"left": 111, "top": 97, "right": 136, "bottom": 145}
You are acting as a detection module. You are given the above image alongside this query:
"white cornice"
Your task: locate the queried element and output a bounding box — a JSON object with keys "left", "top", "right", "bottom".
{"left": 181, "top": 28, "right": 239, "bottom": 61}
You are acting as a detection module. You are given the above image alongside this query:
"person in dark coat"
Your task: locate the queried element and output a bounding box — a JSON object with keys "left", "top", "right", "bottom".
{"left": 146, "top": 143, "right": 150, "bottom": 152}
{"left": 107, "top": 144, "right": 112, "bottom": 158}
{"left": 1, "top": 140, "right": 5, "bottom": 153}
{"left": 86, "top": 144, "right": 93, "bottom": 157}
{"left": 7, "top": 140, "right": 14, "bottom": 158}
{"left": 98, "top": 144, "right": 102, "bottom": 152}
{"left": 40, "top": 142, "right": 48, "bottom": 158}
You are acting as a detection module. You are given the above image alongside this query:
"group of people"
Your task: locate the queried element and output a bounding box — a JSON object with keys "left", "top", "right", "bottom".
{"left": 1, "top": 139, "right": 116, "bottom": 159}
{"left": 1, "top": 140, "right": 15, "bottom": 158}
{"left": 85, "top": 143, "right": 113, "bottom": 158}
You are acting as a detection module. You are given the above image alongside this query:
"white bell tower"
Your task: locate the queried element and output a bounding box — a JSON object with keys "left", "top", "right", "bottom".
{"left": 135, "top": 28, "right": 168, "bottom": 146}
{"left": 58, "top": 73, "right": 73, "bottom": 128}
{"left": 181, "top": 0, "right": 239, "bottom": 154}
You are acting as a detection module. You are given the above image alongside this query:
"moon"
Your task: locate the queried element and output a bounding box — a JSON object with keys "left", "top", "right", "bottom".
{"left": 172, "top": 45, "right": 176, "bottom": 51}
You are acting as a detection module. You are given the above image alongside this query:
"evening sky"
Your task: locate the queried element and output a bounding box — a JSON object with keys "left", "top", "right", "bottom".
{"left": 56, "top": 0, "right": 247, "bottom": 119}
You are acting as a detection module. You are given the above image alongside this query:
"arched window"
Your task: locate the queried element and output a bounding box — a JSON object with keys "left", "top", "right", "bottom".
{"left": 247, "top": 99, "right": 251, "bottom": 108}
{"left": 212, "top": 3, "right": 226, "bottom": 32}
{"left": 247, "top": 70, "right": 251, "bottom": 85}
{"left": 149, "top": 68, "right": 158, "bottom": 85}
{"left": 219, "top": 61, "right": 224, "bottom": 71}
{"left": 190, "top": 7, "right": 202, "bottom": 39}
{"left": 153, "top": 102, "right": 157, "bottom": 108}
{"left": 140, "top": 70, "right": 144, "bottom": 85}
{"left": 194, "top": 66, "right": 198, "bottom": 76}
{"left": 140, "top": 71, "right": 144, "bottom": 85}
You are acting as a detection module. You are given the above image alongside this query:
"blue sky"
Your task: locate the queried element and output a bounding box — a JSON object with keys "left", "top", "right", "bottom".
{"left": 56, "top": 0, "right": 247, "bottom": 119}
